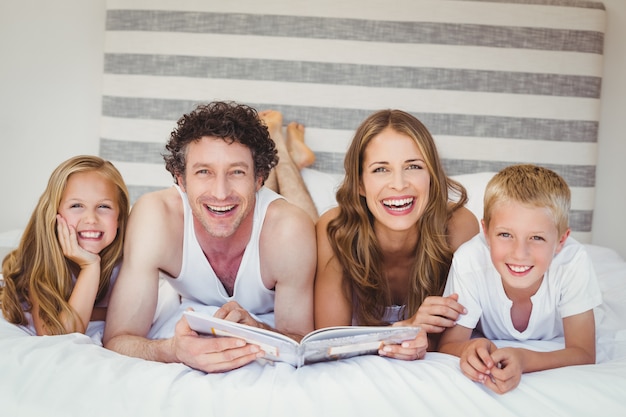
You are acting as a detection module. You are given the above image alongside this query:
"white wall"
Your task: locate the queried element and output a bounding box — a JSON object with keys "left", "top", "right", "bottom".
{"left": 593, "top": 0, "right": 626, "bottom": 258}
{"left": 1, "top": 0, "right": 625, "bottom": 258}
{"left": 0, "top": 0, "right": 106, "bottom": 233}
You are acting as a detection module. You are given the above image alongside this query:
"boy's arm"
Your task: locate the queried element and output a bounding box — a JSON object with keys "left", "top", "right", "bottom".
{"left": 494, "top": 309, "right": 596, "bottom": 375}
{"left": 439, "top": 324, "right": 500, "bottom": 381}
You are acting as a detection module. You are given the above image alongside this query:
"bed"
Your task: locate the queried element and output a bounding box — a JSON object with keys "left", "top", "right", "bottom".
{"left": 3, "top": 0, "right": 625, "bottom": 415}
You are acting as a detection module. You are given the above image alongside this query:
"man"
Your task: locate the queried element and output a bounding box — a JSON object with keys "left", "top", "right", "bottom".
{"left": 103, "top": 102, "right": 316, "bottom": 373}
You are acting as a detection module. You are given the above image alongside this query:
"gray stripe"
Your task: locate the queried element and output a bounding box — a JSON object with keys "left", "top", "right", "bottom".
{"left": 464, "top": 0, "right": 604, "bottom": 9}
{"left": 570, "top": 210, "right": 593, "bottom": 232}
{"left": 105, "top": 11, "right": 603, "bottom": 53}
{"left": 102, "top": 97, "right": 599, "bottom": 143}
{"left": 127, "top": 185, "right": 170, "bottom": 204}
{"left": 100, "top": 138, "right": 167, "bottom": 164}
{"left": 101, "top": 136, "right": 598, "bottom": 187}
{"left": 104, "top": 54, "right": 602, "bottom": 98}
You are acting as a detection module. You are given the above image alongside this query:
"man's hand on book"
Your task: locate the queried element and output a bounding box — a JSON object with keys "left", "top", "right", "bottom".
{"left": 214, "top": 301, "right": 268, "bottom": 329}
{"left": 171, "top": 308, "right": 264, "bottom": 373}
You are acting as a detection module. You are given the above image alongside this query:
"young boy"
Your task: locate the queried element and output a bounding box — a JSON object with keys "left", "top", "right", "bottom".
{"left": 438, "top": 164, "right": 602, "bottom": 394}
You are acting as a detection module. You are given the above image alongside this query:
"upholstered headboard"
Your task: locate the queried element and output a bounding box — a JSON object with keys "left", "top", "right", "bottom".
{"left": 99, "top": 0, "right": 605, "bottom": 242}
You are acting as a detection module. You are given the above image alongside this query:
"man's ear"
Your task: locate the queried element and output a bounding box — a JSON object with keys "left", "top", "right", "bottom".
{"left": 177, "top": 174, "right": 186, "bottom": 192}
{"left": 256, "top": 176, "right": 263, "bottom": 192}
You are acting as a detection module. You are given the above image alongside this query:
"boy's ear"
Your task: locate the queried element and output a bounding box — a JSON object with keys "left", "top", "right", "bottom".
{"left": 554, "top": 228, "right": 571, "bottom": 255}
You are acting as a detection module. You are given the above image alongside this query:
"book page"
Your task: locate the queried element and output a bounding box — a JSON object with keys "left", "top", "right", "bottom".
{"left": 301, "top": 326, "right": 420, "bottom": 365}
{"left": 183, "top": 311, "right": 300, "bottom": 365}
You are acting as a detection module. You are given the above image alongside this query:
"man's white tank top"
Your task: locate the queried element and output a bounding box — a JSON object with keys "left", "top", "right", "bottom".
{"left": 164, "top": 185, "right": 281, "bottom": 316}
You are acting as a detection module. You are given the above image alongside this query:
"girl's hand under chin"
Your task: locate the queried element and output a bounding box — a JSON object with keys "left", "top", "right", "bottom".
{"left": 56, "top": 214, "right": 100, "bottom": 268}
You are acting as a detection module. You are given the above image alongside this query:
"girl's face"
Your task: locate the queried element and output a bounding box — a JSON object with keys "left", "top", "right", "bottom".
{"left": 359, "top": 127, "right": 431, "bottom": 234}
{"left": 58, "top": 171, "right": 120, "bottom": 254}
{"left": 482, "top": 201, "right": 569, "bottom": 295}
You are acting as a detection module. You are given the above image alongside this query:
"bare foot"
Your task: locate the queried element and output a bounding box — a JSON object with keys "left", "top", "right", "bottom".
{"left": 258, "top": 110, "right": 285, "bottom": 146}
{"left": 286, "top": 122, "right": 315, "bottom": 169}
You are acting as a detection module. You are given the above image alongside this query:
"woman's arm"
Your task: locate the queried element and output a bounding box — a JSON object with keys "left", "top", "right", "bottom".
{"left": 447, "top": 205, "right": 479, "bottom": 252}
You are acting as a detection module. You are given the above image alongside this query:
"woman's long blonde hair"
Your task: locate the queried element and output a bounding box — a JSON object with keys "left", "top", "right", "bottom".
{"left": 1, "top": 155, "right": 129, "bottom": 334}
{"left": 327, "top": 110, "right": 467, "bottom": 325}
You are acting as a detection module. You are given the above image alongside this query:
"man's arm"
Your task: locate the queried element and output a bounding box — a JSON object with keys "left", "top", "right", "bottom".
{"left": 103, "top": 189, "right": 262, "bottom": 372}
{"left": 260, "top": 199, "right": 316, "bottom": 340}
{"left": 103, "top": 191, "right": 170, "bottom": 353}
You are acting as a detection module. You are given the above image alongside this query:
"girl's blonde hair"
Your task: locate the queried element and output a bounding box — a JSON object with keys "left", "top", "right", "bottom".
{"left": 1, "top": 155, "right": 130, "bottom": 334}
{"left": 327, "top": 110, "right": 468, "bottom": 325}
{"left": 483, "top": 164, "right": 570, "bottom": 235}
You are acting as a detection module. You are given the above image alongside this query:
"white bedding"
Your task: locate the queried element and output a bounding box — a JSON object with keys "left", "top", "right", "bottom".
{"left": 2, "top": 242, "right": 626, "bottom": 417}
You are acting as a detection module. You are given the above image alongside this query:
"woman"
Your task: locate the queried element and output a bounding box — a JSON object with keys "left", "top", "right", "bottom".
{"left": 315, "top": 109, "right": 478, "bottom": 360}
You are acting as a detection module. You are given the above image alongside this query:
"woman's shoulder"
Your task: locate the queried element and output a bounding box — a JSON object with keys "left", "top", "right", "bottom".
{"left": 316, "top": 206, "right": 340, "bottom": 231}
{"left": 447, "top": 205, "right": 480, "bottom": 252}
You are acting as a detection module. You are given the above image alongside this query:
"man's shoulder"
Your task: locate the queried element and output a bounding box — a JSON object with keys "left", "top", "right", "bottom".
{"left": 131, "top": 186, "right": 183, "bottom": 216}
{"left": 261, "top": 197, "right": 315, "bottom": 245}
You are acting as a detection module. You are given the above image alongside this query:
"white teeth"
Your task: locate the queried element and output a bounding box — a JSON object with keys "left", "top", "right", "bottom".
{"left": 509, "top": 265, "right": 531, "bottom": 273}
{"left": 382, "top": 198, "right": 414, "bottom": 209}
{"left": 79, "top": 231, "right": 102, "bottom": 239}
{"left": 207, "top": 204, "right": 235, "bottom": 213}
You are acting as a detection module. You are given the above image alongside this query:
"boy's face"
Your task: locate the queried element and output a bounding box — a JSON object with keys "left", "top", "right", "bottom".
{"left": 482, "top": 201, "right": 569, "bottom": 294}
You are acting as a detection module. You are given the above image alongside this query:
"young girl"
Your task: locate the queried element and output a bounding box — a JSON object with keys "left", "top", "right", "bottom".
{"left": 1, "top": 155, "right": 130, "bottom": 335}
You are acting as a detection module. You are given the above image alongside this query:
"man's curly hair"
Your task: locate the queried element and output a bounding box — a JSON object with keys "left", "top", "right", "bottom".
{"left": 163, "top": 101, "right": 278, "bottom": 184}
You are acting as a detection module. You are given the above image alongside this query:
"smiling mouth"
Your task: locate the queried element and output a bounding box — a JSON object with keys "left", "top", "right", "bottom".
{"left": 382, "top": 197, "right": 414, "bottom": 211}
{"left": 206, "top": 204, "right": 236, "bottom": 214}
{"left": 508, "top": 264, "right": 532, "bottom": 274}
{"left": 78, "top": 231, "right": 103, "bottom": 239}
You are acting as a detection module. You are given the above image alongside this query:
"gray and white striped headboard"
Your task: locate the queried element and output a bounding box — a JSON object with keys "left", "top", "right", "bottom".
{"left": 99, "top": 0, "right": 605, "bottom": 242}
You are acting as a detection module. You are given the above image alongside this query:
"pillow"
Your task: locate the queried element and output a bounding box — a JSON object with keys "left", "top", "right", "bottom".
{"left": 450, "top": 172, "right": 497, "bottom": 222}
{"left": 300, "top": 168, "right": 341, "bottom": 216}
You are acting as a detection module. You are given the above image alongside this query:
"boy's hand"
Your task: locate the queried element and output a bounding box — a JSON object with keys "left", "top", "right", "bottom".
{"left": 483, "top": 347, "right": 523, "bottom": 394}
{"left": 459, "top": 338, "right": 498, "bottom": 383}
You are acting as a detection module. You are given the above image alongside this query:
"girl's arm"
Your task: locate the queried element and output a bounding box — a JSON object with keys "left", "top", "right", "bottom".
{"left": 33, "top": 215, "right": 102, "bottom": 335}
{"left": 314, "top": 208, "right": 353, "bottom": 329}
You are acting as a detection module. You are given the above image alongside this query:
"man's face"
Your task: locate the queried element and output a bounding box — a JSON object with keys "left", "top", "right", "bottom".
{"left": 179, "top": 136, "right": 261, "bottom": 239}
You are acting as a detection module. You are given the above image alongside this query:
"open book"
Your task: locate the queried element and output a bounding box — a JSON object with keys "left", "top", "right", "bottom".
{"left": 183, "top": 310, "right": 420, "bottom": 368}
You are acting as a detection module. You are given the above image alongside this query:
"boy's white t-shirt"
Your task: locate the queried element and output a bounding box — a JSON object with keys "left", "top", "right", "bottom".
{"left": 444, "top": 234, "right": 602, "bottom": 341}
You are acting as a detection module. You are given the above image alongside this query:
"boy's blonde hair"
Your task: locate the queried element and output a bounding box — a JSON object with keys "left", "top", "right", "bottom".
{"left": 483, "top": 164, "right": 570, "bottom": 235}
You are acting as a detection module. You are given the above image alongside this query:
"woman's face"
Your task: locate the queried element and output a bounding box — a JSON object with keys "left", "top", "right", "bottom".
{"left": 359, "top": 127, "right": 431, "bottom": 234}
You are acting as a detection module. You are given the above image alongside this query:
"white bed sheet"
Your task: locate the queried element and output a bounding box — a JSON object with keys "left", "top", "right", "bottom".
{"left": 2, "top": 244, "right": 626, "bottom": 417}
